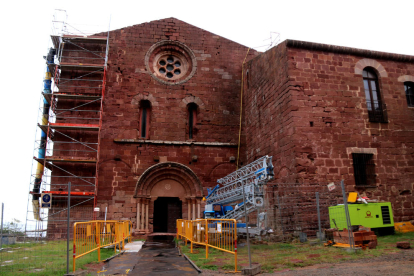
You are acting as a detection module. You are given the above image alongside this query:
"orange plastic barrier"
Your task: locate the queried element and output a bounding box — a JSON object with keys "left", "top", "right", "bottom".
{"left": 73, "top": 220, "right": 131, "bottom": 271}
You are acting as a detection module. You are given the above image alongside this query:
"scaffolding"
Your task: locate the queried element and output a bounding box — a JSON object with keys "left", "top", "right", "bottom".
{"left": 26, "top": 10, "right": 109, "bottom": 238}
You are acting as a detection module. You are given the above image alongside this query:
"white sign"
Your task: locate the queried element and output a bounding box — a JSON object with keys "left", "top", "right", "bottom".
{"left": 41, "top": 193, "right": 52, "bottom": 208}
{"left": 217, "top": 223, "right": 222, "bottom": 233}
{"left": 328, "top": 182, "right": 336, "bottom": 191}
{"left": 94, "top": 207, "right": 100, "bottom": 212}
{"left": 182, "top": 222, "right": 184, "bottom": 227}
{"left": 197, "top": 223, "right": 200, "bottom": 231}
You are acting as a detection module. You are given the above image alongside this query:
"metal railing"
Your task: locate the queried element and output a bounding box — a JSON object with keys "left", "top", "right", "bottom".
{"left": 176, "top": 219, "right": 239, "bottom": 273}
{"left": 73, "top": 220, "right": 131, "bottom": 272}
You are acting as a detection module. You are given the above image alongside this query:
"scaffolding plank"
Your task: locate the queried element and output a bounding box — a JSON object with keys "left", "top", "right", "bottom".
{"left": 34, "top": 156, "right": 97, "bottom": 164}
{"left": 33, "top": 157, "right": 53, "bottom": 170}
{"left": 38, "top": 123, "right": 100, "bottom": 132}
{"left": 60, "top": 62, "right": 105, "bottom": 72}
{"left": 43, "top": 93, "right": 101, "bottom": 103}
{"left": 62, "top": 35, "right": 107, "bottom": 44}
{"left": 30, "top": 191, "right": 95, "bottom": 196}
{"left": 51, "top": 123, "right": 100, "bottom": 131}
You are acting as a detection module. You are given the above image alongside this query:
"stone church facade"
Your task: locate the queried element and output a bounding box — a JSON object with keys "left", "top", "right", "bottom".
{"left": 92, "top": 18, "right": 414, "bottom": 233}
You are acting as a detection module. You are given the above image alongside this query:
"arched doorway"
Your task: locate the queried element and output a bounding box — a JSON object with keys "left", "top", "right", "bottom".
{"left": 151, "top": 179, "right": 185, "bottom": 232}
{"left": 153, "top": 197, "right": 182, "bottom": 232}
{"left": 134, "top": 162, "right": 203, "bottom": 233}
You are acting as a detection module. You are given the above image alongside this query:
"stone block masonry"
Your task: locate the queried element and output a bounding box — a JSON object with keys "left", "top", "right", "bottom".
{"left": 55, "top": 17, "right": 414, "bottom": 232}
{"left": 94, "top": 18, "right": 258, "bottom": 233}
{"left": 242, "top": 39, "right": 414, "bottom": 223}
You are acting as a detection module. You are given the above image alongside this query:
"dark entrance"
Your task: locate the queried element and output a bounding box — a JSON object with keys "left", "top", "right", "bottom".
{"left": 153, "top": 197, "right": 182, "bottom": 233}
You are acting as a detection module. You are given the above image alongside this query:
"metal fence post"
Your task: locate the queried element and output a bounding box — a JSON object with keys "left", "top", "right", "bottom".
{"left": 67, "top": 182, "right": 71, "bottom": 274}
{"left": 340, "top": 180, "right": 354, "bottom": 250}
{"left": 316, "top": 192, "right": 322, "bottom": 241}
{"left": 241, "top": 180, "right": 252, "bottom": 268}
{"left": 1, "top": 202, "right": 4, "bottom": 249}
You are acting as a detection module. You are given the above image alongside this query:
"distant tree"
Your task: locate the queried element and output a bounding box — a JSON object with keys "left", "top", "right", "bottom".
{"left": 1, "top": 218, "right": 25, "bottom": 236}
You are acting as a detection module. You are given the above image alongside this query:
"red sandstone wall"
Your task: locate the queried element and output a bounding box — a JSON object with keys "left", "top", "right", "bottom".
{"left": 102, "top": 18, "right": 257, "bottom": 142}
{"left": 243, "top": 41, "right": 414, "bottom": 221}
{"left": 96, "top": 18, "right": 258, "bottom": 228}
{"left": 242, "top": 42, "right": 297, "bottom": 182}
{"left": 286, "top": 46, "right": 414, "bottom": 221}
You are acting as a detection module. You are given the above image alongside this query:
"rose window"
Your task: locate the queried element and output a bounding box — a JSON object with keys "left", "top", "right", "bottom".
{"left": 145, "top": 41, "right": 197, "bottom": 85}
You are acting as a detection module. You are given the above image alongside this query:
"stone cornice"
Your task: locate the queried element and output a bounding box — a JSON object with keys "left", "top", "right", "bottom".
{"left": 114, "top": 139, "right": 238, "bottom": 147}
{"left": 286, "top": 39, "right": 414, "bottom": 62}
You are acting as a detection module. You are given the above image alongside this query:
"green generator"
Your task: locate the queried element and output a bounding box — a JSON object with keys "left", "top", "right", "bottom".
{"left": 329, "top": 202, "right": 394, "bottom": 235}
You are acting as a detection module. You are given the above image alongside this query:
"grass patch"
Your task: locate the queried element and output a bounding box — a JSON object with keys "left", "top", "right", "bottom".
{"left": 200, "top": 264, "right": 218, "bottom": 270}
{"left": 179, "top": 232, "right": 414, "bottom": 273}
{"left": 0, "top": 240, "right": 117, "bottom": 276}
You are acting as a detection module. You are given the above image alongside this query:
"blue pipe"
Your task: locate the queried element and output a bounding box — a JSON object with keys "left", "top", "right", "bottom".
{"left": 32, "top": 49, "right": 54, "bottom": 200}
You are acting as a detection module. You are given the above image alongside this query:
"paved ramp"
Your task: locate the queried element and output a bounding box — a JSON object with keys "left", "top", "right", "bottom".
{"left": 97, "top": 234, "right": 198, "bottom": 276}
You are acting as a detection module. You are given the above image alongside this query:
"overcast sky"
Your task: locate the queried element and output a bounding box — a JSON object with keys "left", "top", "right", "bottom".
{"left": 0, "top": 0, "right": 413, "bottom": 225}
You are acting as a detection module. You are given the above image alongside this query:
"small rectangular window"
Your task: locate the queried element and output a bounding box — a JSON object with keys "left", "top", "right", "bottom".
{"left": 139, "top": 100, "right": 151, "bottom": 139}
{"left": 352, "top": 153, "right": 376, "bottom": 186}
{"left": 188, "top": 103, "right": 197, "bottom": 139}
{"left": 141, "top": 108, "right": 147, "bottom": 138}
{"left": 404, "top": 82, "right": 414, "bottom": 107}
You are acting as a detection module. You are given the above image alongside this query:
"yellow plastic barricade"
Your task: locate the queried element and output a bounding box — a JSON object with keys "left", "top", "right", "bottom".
{"left": 73, "top": 220, "right": 131, "bottom": 272}
{"left": 176, "top": 219, "right": 239, "bottom": 273}
{"left": 176, "top": 219, "right": 185, "bottom": 239}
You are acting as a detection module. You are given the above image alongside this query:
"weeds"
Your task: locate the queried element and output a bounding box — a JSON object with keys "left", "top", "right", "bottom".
{"left": 179, "top": 232, "right": 414, "bottom": 273}
{"left": 0, "top": 240, "right": 115, "bottom": 276}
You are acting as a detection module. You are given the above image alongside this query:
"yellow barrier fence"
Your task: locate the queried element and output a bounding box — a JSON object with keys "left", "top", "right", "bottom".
{"left": 176, "top": 219, "right": 193, "bottom": 244}
{"left": 176, "top": 219, "right": 239, "bottom": 273}
{"left": 73, "top": 220, "right": 131, "bottom": 272}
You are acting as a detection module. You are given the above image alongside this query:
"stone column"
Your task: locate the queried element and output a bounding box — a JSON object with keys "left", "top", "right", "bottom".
{"left": 187, "top": 198, "right": 191, "bottom": 220}
{"left": 197, "top": 198, "right": 201, "bottom": 219}
{"left": 136, "top": 199, "right": 141, "bottom": 231}
{"left": 192, "top": 198, "right": 196, "bottom": 220}
{"left": 145, "top": 198, "right": 149, "bottom": 232}
{"left": 141, "top": 200, "right": 145, "bottom": 230}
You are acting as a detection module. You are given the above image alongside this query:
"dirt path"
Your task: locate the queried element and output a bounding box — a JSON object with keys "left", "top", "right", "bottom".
{"left": 202, "top": 249, "right": 414, "bottom": 275}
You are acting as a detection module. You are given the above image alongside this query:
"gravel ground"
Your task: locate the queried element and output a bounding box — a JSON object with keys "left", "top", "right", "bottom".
{"left": 201, "top": 248, "right": 414, "bottom": 276}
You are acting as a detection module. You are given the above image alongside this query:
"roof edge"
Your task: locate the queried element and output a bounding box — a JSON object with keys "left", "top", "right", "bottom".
{"left": 286, "top": 39, "right": 414, "bottom": 63}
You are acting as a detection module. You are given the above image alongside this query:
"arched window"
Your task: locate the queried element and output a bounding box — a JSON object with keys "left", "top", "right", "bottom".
{"left": 139, "top": 100, "right": 151, "bottom": 139}
{"left": 404, "top": 82, "right": 414, "bottom": 107}
{"left": 362, "top": 68, "right": 387, "bottom": 123}
{"left": 188, "top": 103, "right": 197, "bottom": 139}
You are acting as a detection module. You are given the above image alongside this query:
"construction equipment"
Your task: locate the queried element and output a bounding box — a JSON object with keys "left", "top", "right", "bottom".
{"left": 203, "top": 156, "right": 274, "bottom": 234}
{"left": 329, "top": 202, "right": 394, "bottom": 235}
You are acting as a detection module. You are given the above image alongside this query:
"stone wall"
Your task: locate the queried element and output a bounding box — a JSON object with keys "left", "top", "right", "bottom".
{"left": 244, "top": 40, "right": 414, "bottom": 222}
{"left": 286, "top": 44, "right": 414, "bottom": 221}
{"left": 242, "top": 42, "right": 296, "bottom": 182}
{"left": 95, "top": 18, "right": 258, "bottom": 231}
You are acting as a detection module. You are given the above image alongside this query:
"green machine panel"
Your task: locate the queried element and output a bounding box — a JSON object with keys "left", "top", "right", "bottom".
{"left": 329, "top": 202, "right": 394, "bottom": 230}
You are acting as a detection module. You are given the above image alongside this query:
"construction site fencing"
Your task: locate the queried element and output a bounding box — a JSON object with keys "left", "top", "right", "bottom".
{"left": 177, "top": 219, "right": 239, "bottom": 273}
{"left": 0, "top": 199, "right": 113, "bottom": 275}
{"left": 176, "top": 219, "right": 192, "bottom": 242}
{"left": 262, "top": 180, "right": 352, "bottom": 243}
{"left": 73, "top": 220, "right": 131, "bottom": 272}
